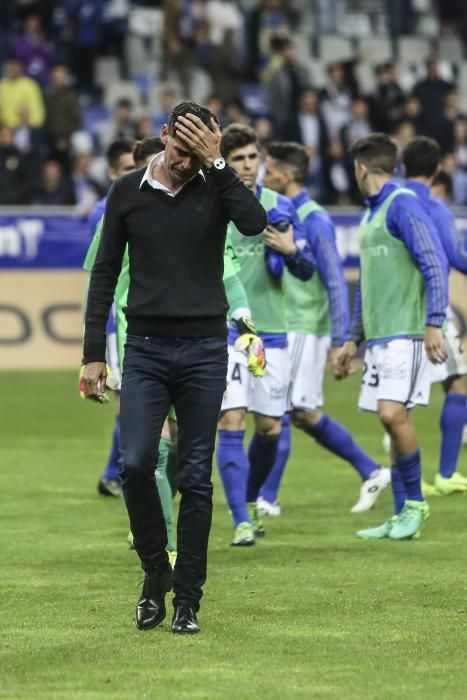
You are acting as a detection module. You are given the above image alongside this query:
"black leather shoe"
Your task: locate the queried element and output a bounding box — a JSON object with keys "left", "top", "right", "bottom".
{"left": 135, "top": 566, "right": 173, "bottom": 631}
{"left": 171, "top": 603, "right": 200, "bottom": 634}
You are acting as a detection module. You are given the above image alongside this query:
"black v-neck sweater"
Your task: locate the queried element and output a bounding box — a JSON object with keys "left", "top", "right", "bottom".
{"left": 83, "top": 163, "right": 266, "bottom": 363}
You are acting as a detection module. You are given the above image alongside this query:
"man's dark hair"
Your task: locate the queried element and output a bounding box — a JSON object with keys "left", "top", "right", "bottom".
{"left": 431, "top": 169, "right": 453, "bottom": 198}
{"left": 349, "top": 133, "right": 397, "bottom": 175}
{"left": 116, "top": 97, "right": 132, "bottom": 109}
{"left": 133, "top": 136, "right": 164, "bottom": 168}
{"left": 167, "top": 101, "right": 219, "bottom": 137}
{"left": 402, "top": 136, "right": 441, "bottom": 179}
{"left": 220, "top": 123, "right": 258, "bottom": 158}
{"left": 265, "top": 141, "right": 309, "bottom": 185}
{"left": 106, "top": 138, "right": 135, "bottom": 169}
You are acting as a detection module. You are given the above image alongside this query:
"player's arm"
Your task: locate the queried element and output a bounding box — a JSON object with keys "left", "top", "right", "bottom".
{"left": 334, "top": 280, "right": 361, "bottom": 380}
{"left": 82, "top": 217, "right": 104, "bottom": 313}
{"left": 387, "top": 195, "right": 448, "bottom": 363}
{"left": 264, "top": 201, "right": 315, "bottom": 280}
{"left": 224, "top": 273, "right": 266, "bottom": 377}
{"left": 438, "top": 207, "right": 467, "bottom": 274}
{"left": 311, "top": 215, "right": 350, "bottom": 349}
{"left": 82, "top": 180, "right": 127, "bottom": 394}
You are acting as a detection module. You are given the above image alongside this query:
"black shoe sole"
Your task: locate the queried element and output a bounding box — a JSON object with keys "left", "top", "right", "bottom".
{"left": 230, "top": 540, "right": 255, "bottom": 547}
{"left": 171, "top": 625, "right": 200, "bottom": 634}
{"left": 254, "top": 529, "right": 266, "bottom": 538}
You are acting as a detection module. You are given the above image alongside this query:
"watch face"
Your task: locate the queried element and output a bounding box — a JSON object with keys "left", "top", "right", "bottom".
{"left": 214, "top": 158, "right": 225, "bottom": 169}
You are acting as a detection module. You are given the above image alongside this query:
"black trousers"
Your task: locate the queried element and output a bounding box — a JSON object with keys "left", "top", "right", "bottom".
{"left": 120, "top": 335, "right": 227, "bottom": 610}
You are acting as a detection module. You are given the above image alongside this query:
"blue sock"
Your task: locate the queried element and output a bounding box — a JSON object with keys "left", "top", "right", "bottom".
{"left": 216, "top": 430, "right": 249, "bottom": 527}
{"left": 259, "top": 415, "right": 291, "bottom": 503}
{"left": 101, "top": 415, "right": 121, "bottom": 481}
{"left": 391, "top": 466, "right": 406, "bottom": 514}
{"left": 305, "top": 415, "right": 378, "bottom": 481}
{"left": 395, "top": 449, "right": 423, "bottom": 502}
{"left": 246, "top": 432, "right": 279, "bottom": 502}
{"left": 439, "top": 392, "right": 467, "bottom": 478}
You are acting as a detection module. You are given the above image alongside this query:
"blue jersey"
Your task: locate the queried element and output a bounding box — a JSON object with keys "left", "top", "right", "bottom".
{"left": 350, "top": 179, "right": 448, "bottom": 344}
{"left": 87, "top": 196, "right": 106, "bottom": 239}
{"left": 406, "top": 180, "right": 467, "bottom": 275}
{"left": 291, "top": 189, "right": 349, "bottom": 346}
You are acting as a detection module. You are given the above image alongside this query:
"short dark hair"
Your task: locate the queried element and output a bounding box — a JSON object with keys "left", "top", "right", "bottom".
{"left": 167, "top": 101, "right": 218, "bottom": 137}
{"left": 349, "top": 133, "right": 397, "bottom": 175}
{"left": 431, "top": 169, "right": 452, "bottom": 198}
{"left": 402, "top": 136, "right": 441, "bottom": 178}
{"left": 133, "top": 136, "right": 164, "bottom": 168}
{"left": 220, "top": 123, "right": 258, "bottom": 158}
{"left": 265, "top": 141, "right": 309, "bottom": 185}
{"left": 106, "top": 138, "right": 135, "bottom": 169}
{"left": 116, "top": 97, "right": 132, "bottom": 109}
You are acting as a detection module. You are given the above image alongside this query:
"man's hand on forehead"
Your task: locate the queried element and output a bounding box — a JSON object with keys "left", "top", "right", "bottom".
{"left": 174, "top": 113, "right": 221, "bottom": 168}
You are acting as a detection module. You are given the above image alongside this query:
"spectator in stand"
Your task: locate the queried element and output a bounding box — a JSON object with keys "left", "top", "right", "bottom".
{"left": 453, "top": 117, "right": 467, "bottom": 170}
{"left": 441, "top": 152, "right": 467, "bottom": 205}
{"left": 13, "top": 104, "right": 44, "bottom": 157}
{"left": 136, "top": 115, "right": 153, "bottom": 140}
{"left": 265, "top": 36, "right": 310, "bottom": 138}
{"left": 0, "top": 124, "right": 31, "bottom": 204}
{"left": 30, "top": 158, "right": 76, "bottom": 205}
{"left": 0, "top": 56, "right": 45, "bottom": 129}
{"left": 340, "top": 96, "right": 373, "bottom": 148}
{"left": 224, "top": 98, "right": 249, "bottom": 126}
{"left": 320, "top": 62, "right": 353, "bottom": 139}
{"left": 70, "top": 151, "right": 103, "bottom": 215}
{"left": 14, "top": 13, "right": 53, "bottom": 87}
{"left": 431, "top": 170, "right": 453, "bottom": 204}
{"left": 322, "top": 138, "right": 351, "bottom": 205}
{"left": 402, "top": 96, "right": 426, "bottom": 135}
{"left": 284, "top": 87, "right": 328, "bottom": 170}
{"left": 206, "top": 95, "right": 225, "bottom": 125}
{"left": 153, "top": 87, "right": 178, "bottom": 132}
{"left": 204, "top": 27, "right": 244, "bottom": 103}
{"left": 248, "top": 0, "right": 296, "bottom": 77}
{"left": 370, "top": 62, "right": 405, "bottom": 132}
{"left": 45, "top": 64, "right": 82, "bottom": 163}
{"left": 392, "top": 119, "right": 417, "bottom": 178}
{"left": 66, "top": 0, "right": 104, "bottom": 94}
{"left": 340, "top": 97, "right": 373, "bottom": 201}
{"left": 412, "top": 57, "right": 454, "bottom": 142}
{"left": 435, "top": 89, "right": 467, "bottom": 154}
{"left": 100, "top": 98, "right": 138, "bottom": 151}
{"left": 162, "top": 0, "right": 199, "bottom": 97}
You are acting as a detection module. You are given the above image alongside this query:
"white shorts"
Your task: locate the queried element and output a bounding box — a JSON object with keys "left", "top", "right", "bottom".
{"left": 287, "top": 332, "right": 331, "bottom": 412}
{"left": 431, "top": 308, "right": 466, "bottom": 383}
{"left": 358, "top": 338, "right": 431, "bottom": 412}
{"left": 221, "top": 344, "right": 289, "bottom": 417}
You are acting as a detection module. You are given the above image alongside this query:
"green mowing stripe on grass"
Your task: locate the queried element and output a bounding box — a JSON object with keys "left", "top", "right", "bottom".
{"left": 0, "top": 370, "right": 466, "bottom": 699}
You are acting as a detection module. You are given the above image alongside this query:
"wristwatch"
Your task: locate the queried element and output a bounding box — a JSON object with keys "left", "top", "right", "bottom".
{"left": 212, "top": 156, "right": 226, "bottom": 170}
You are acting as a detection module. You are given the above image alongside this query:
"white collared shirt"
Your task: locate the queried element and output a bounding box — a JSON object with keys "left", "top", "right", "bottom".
{"left": 139, "top": 151, "right": 205, "bottom": 197}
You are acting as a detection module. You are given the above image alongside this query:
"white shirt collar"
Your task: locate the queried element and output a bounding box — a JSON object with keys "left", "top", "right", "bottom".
{"left": 139, "top": 151, "right": 205, "bottom": 197}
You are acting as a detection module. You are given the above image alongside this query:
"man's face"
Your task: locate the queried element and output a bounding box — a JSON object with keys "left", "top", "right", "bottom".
{"left": 6, "top": 60, "right": 22, "bottom": 79}
{"left": 263, "top": 155, "right": 289, "bottom": 194}
{"left": 109, "top": 152, "right": 135, "bottom": 181}
{"left": 226, "top": 143, "right": 260, "bottom": 191}
{"left": 161, "top": 126, "right": 202, "bottom": 184}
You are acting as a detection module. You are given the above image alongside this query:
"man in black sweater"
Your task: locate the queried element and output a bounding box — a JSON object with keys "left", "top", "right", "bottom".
{"left": 81, "top": 101, "right": 267, "bottom": 634}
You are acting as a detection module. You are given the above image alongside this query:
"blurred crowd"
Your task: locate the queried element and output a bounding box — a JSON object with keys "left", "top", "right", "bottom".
{"left": 1, "top": 0, "right": 467, "bottom": 211}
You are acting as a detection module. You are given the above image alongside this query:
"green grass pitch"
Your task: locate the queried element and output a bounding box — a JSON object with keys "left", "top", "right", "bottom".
{"left": 1, "top": 370, "right": 466, "bottom": 699}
